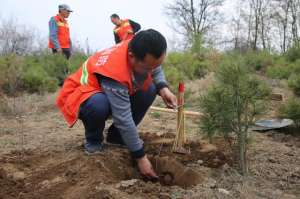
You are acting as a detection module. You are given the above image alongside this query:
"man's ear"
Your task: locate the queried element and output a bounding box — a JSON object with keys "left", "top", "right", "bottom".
{"left": 128, "top": 51, "right": 134, "bottom": 58}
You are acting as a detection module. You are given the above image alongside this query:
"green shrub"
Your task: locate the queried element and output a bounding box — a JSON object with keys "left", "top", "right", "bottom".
{"left": 288, "top": 74, "right": 300, "bottom": 96}
{"left": 199, "top": 53, "right": 270, "bottom": 175}
{"left": 290, "top": 59, "right": 300, "bottom": 74}
{"left": 69, "top": 52, "right": 88, "bottom": 73}
{"left": 0, "top": 52, "right": 87, "bottom": 94}
{"left": 266, "top": 59, "right": 300, "bottom": 79}
{"left": 22, "top": 64, "right": 58, "bottom": 93}
{"left": 279, "top": 98, "right": 300, "bottom": 127}
{"left": 164, "top": 51, "right": 208, "bottom": 88}
{"left": 244, "top": 50, "right": 274, "bottom": 71}
{"left": 266, "top": 65, "right": 293, "bottom": 79}
{"left": 39, "top": 53, "right": 69, "bottom": 84}
{"left": 23, "top": 53, "right": 67, "bottom": 86}
{"left": 285, "top": 45, "right": 300, "bottom": 62}
{"left": 163, "top": 66, "right": 185, "bottom": 90}
{"left": 0, "top": 54, "right": 24, "bottom": 95}
{"left": 23, "top": 52, "right": 87, "bottom": 90}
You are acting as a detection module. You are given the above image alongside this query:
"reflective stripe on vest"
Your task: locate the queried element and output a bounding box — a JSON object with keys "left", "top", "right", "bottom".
{"left": 80, "top": 60, "right": 89, "bottom": 85}
{"left": 56, "top": 40, "right": 153, "bottom": 127}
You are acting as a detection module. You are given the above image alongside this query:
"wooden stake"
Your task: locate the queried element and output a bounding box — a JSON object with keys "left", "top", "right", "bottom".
{"left": 149, "top": 106, "right": 202, "bottom": 117}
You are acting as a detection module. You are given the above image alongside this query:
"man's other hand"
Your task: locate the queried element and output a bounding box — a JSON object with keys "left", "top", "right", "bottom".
{"left": 159, "top": 87, "right": 177, "bottom": 109}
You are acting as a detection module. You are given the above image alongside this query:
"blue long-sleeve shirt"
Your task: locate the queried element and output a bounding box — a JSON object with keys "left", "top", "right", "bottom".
{"left": 99, "top": 66, "right": 168, "bottom": 156}
{"left": 49, "top": 17, "right": 60, "bottom": 49}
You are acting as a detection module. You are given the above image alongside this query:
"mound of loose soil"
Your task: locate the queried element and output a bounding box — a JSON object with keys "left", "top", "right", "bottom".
{"left": 0, "top": 132, "right": 229, "bottom": 198}
{"left": 142, "top": 132, "right": 230, "bottom": 168}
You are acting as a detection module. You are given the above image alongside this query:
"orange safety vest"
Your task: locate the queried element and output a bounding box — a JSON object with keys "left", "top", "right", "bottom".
{"left": 48, "top": 15, "right": 71, "bottom": 49}
{"left": 114, "top": 19, "right": 134, "bottom": 41}
{"left": 56, "top": 40, "right": 153, "bottom": 127}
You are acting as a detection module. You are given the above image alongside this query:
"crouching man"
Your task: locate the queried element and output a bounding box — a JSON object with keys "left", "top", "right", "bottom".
{"left": 56, "top": 29, "right": 177, "bottom": 178}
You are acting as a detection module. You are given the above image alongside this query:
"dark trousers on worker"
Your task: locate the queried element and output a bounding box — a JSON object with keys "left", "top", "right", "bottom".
{"left": 52, "top": 48, "right": 71, "bottom": 59}
{"left": 78, "top": 84, "right": 157, "bottom": 146}
{"left": 52, "top": 48, "right": 71, "bottom": 86}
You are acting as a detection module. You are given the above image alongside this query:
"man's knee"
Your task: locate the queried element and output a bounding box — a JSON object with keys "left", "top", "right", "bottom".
{"left": 142, "top": 84, "right": 157, "bottom": 105}
{"left": 130, "top": 84, "right": 157, "bottom": 112}
{"left": 80, "top": 93, "right": 110, "bottom": 120}
{"left": 148, "top": 83, "right": 157, "bottom": 97}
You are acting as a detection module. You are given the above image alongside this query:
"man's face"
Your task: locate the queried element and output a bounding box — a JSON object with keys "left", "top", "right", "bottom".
{"left": 61, "top": 10, "right": 71, "bottom": 18}
{"left": 111, "top": 17, "right": 121, "bottom": 26}
{"left": 129, "top": 52, "right": 166, "bottom": 74}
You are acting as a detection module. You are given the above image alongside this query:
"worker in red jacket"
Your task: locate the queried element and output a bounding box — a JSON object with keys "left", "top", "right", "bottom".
{"left": 110, "top": 14, "right": 141, "bottom": 44}
{"left": 56, "top": 29, "right": 177, "bottom": 179}
{"left": 48, "top": 4, "right": 73, "bottom": 59}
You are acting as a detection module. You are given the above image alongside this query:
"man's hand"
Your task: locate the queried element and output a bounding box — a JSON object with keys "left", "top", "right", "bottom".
{"left": 159, "top": 87, "right": 177, "bottom": 109}
{"left": 137, "top": 155, "right": 158, "bottom": 179}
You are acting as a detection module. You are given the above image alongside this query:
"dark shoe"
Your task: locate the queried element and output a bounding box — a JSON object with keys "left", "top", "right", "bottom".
{"left": 106, "top": 130, "right": 126, "bottom": 147}
{"left": 84, "top": 143, "right": 103, "bottom": 155}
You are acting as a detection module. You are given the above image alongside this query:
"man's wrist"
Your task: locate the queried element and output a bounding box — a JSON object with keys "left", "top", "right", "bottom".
{"left": 131, "top": 147, "right": 145, "bottom": 159}
{"left": 156, "top": 82, "right": 169, "bottom": 94}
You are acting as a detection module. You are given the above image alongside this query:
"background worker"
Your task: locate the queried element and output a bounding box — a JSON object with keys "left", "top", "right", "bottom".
{"left": 110, "top": 14, "right": 141, "bottom": 44}
{"left": 56, "top": 29, "right": 177, "bottom": 179}
{"left": 48, "top": 4, "right": 73, "bottom": 59}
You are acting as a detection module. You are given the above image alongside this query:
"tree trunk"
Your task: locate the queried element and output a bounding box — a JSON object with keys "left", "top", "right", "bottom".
{"left": 291, "top": 1, "right": 300, "bottom": 46}
{"left": 282, "top": 0, "right": 290, "bottom": 53}
{"left": 238, "top": 130, "right": 248, "bottom": 175}
{"left": 191, "top": 0, "right": 196, "bottom": 34}
{"left": 261, "top": 15, "right": 266, "bottom": 49}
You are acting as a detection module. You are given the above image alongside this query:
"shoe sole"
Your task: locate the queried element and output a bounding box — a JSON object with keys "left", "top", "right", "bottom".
{"left": 103, "top": 141, "right": 127, "bottom": 148}
{"left": 84, "top": 149, "right": 104, "bottom": 155}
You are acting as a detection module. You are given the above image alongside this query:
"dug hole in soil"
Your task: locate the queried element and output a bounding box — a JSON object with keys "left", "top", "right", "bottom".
{"left": 0, "top": 132, "right": 229, "bottom": 199}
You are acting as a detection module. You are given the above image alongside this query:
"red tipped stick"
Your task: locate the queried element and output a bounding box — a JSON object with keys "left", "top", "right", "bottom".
{"left": 178, "top": 82, "right": 185, "bottom": 93}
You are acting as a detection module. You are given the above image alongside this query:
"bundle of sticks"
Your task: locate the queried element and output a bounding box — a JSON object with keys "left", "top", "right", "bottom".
{"left": 172, "top": 83, "right": 187, "bottom": 153}
{"left": 149, "top": 83, "right": 203, "bottom": 154}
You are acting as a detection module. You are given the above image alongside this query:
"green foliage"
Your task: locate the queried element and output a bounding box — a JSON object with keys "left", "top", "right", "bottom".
{"left": 164, "top": 51, "right": 207, "bottom": 89}
{"left": 163, "top": 65, "right": 185, "bottom": 90}
{"left": 288, "top": 74, "right": 300, "bottom": 96}
{"left": 200, "top": 54, "right": 270, "bottom": 139}
{"left": 22, "top": 64, "right": 58, "bottom": 93}
{"left": 291, "top": 59, "right": 300, "bottom": 74}
{"left": 200, "top": 86, "right": 233, "bottom": 142}
{"left": 34, "top": 53, "right": 69, "bottom": 84}
{"left": 285, "top": 45, "right": 300, "bottom": 62}
{"left": 279, "top": 98, "right": 300, "bottom": 127}
{"left": 243, "top": 50, "right": 274, "bottom": 71}
{"left": 266, "top": 59, "right": 300, "bottom": 79}
{"left": 182, "top": 87, "right": 196, "bottom": 108}
{"left": 69, "top": 52, "right": 88, "bottom": 73}
{"left": 0, "top": 52, "right": 87, "bottom": 95}
{"left": 266, "top": 65, "right": 292, "bottom": 79}
{"left": 0, "top": 54, "right": 24, "bottom": 95}
{"left": 199, "top": 53, "right": 270, "bottom": 175}
{"left": 190, "top": 33, "right": 205, "bottom": 56}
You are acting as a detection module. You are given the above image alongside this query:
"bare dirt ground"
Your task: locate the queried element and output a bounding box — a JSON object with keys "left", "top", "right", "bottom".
{"left": 0, "top": 76, "right": 299, "bottom": 199}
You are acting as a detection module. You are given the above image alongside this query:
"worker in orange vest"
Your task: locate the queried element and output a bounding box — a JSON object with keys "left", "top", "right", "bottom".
{"left": 48, "top": 4, "right": 72, "bottom": 59}
{"left": 56, "top": 29, "right": 177, "bottom": 179}
{"left": 111, "top": 14, "right": 141, "bottom": 44}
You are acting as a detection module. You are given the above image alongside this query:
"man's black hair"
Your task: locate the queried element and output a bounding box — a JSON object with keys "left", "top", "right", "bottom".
{"left": 128, "top": 29, "right": 167, "bottom": 60}
{"left": 110, "top": 14, "right": 120, "bottom": 19}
